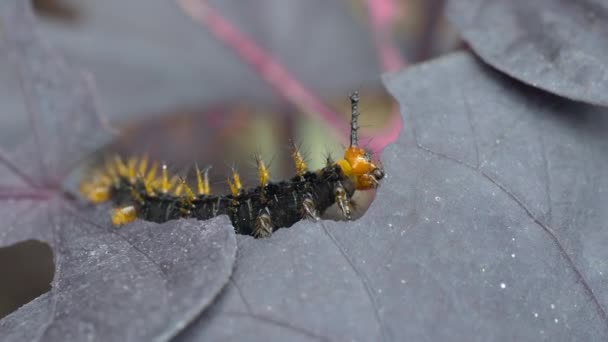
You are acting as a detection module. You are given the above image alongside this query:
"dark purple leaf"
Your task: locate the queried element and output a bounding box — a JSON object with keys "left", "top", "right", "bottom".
{"left": 447, "top": 0, "right": 608, "bottom": 107}
{"left": 177, "top": 52, "right": 608, "bottom": 340}
{"left": 1, "top": 1, "right": 108, "bottom": 183}
{"left": 1, "top": 212, "right": 236, "bottom": 342}
{"left": 0, "top": 1, "right": 237, "bottom": 340}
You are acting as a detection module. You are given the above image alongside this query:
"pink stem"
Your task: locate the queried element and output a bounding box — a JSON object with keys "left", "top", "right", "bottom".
{"left": 176, "top": 0, "right": 398, "bottom": 152}
{"left": 365, "top": 0, "right": 407, "bottom": 72}
{"left": 364, "top": 0, "right": 406, "bottom": 150}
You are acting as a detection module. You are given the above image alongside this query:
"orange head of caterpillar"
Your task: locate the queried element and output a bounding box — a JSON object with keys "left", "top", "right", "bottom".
{"left": 335, "top": 91, "right": 385, "bottom": 190}
{"left": 337, "top": 146, "right": 385, "bottom": 190}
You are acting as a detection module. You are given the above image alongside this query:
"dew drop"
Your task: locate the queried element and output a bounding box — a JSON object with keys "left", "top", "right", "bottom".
{"left": 534, "top": 312, "right": 539, "bottom": 318}
{"left": 434, "top": 196, "right": 441, "bottom": 202}
{"left": 500, "top": 283, "right": 506, "bottom": 289}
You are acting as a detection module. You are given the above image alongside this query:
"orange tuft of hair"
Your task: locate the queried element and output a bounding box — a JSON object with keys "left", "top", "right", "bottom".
{"left": 337, "top": 146, "right": 382, "bottom": 190}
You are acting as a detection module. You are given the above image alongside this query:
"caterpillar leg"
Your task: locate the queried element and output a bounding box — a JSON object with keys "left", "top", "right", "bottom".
{"left": 111, "top": 205, "right": 137, "bottom": 226}
{"left": 253, "top": 208, "right": 273, "bottom": 238}
{"left": 335, "top": 182, "right": 352, "bottom": 220}
{"left": 302, "top": 194, "right": 320, "bottom": 221}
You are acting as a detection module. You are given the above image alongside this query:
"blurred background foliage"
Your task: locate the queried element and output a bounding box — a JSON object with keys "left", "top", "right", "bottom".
{"left": 1, "top": 0, "right": 459, "bottom": 319}
{"left": 31, "top": 0, "right": 459, "bottom": 184}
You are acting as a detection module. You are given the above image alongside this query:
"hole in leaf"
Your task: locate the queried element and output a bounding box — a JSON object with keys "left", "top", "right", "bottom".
{"left": 0, "top": 240, "right": 54, "bottom": 320}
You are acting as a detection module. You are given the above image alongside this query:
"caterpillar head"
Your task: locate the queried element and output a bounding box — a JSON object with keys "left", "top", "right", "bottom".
{"left": 335, "top": 91, "right": 385, "bottom": 190}
{"left": 337, "top": 146, "right": 385, "bottom": 190}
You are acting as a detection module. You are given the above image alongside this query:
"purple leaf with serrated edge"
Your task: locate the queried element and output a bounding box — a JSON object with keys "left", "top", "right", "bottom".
{"left": 0, "top": 1, "right": 236, "bottom": 341}
{"left": 176, "top": 52, "right": 608, "bottom": 341}
{"left": 447, "top": 0, "right": 608, "bottom": 107}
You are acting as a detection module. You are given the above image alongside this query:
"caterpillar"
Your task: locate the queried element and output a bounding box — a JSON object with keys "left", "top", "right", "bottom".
{"left": 79, "top": 92, "right": 385, "bottom": 238}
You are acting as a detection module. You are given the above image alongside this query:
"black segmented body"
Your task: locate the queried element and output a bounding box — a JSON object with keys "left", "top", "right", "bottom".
{"left": 109, "top": 165, "right": 355, "bottom": 236}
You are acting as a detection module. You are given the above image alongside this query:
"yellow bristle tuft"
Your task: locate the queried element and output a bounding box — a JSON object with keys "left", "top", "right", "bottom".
{"left": 91, "top": 169, "right": 112, "bottom": 186}
{"left": 145, "top": 162, "right": 158, "bottom": 187}
{"left": 80, "top": 181, "right": 110, "bottom": 204}
{"left": 80, "top": 169, "right": 114, "bottom": 204}
{"left": 127, "top": 157, "right": 137, "bottom": 183}
{"left": 98, "top": 173, "right": 112, "bottom": 187}
{"left": 180, "top": 178, "right": 195, "bottom": 202}
{"left": 138, "top": 154, "right": 149, "bottom": 177}
{"left": 184, "top": 183, "right": 195, "bottom": 201}
{"left": 111, "top": 205, "right": 137, "bottom": 226}
{"left": 228, "top": 168, "right": 242, "bottom": 197}
{"left": 255, "top": 154, "right": 270, "bottom": 187}
{"left": 195, "top": 165, "right": 212, "bottom": 195}
{"left": 291, "top": 144, "right": 307, "bottom": 176}
{"left": 114, "top": 156, "right": 128, "bottom": 177}
{"left": 143, "top": 181, "right": 155, "bottom": 196}
{"left": 88, "top": 186, "right": 110, "bottom": 203}
{"left": 196, "top": 164, "right": 205, "bottom": 195}
{"left": 203, "top": 170, "right": 211, "bottom": 195}
{"left": 168, "top": 176, "right": 178, "bottom": 193}
{"left": 130, "top": 186, "right": 145, "bottom": 204}
{"left": 161, "top": 164, "right": 169, "bottom": 193}
{"left": 174, "top": 181, "right": 184, "bottom": 196}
